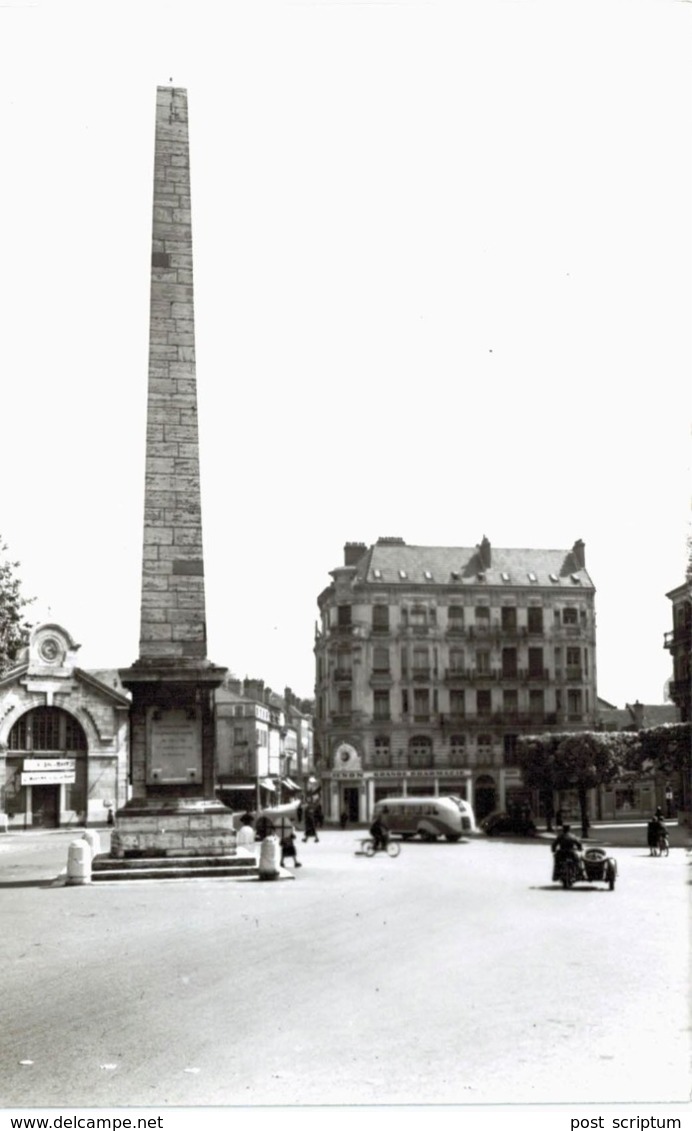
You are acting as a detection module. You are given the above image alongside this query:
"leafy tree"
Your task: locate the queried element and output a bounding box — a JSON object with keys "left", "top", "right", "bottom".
{"left": 0, "top": 537, "right": 34, "bottom": 674}
{"left": 517, "top": 730, "right": 636, "bottom": 837}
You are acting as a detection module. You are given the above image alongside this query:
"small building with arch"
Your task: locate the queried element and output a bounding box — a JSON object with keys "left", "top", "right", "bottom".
{"left": 0, "top": 624, "right": 130, "bottom": 829}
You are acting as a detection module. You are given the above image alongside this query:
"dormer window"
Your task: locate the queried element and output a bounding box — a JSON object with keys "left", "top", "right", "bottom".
{"left": 549, "top": 573, "right": 559, "bottom": 583}
{"left": 571, "top": 574, "right": 582, "bottom": 584}
{"left": 501, "top": 572, "right": 510, "bottom": 583}
{"left": 424, "top": 570, "right": 433, "bottom": 581}
{"left": 528, "top": 572, "right": 537, "bottom": 583}
{"left": 399, "top": 570, "right": 407, "bottom": 580}
{"left": 373, "top": 569, "right": 382, "bottom": 580}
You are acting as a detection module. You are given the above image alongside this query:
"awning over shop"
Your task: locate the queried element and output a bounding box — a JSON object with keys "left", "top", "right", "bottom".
{"left": 282, "top": 777, "right": 301, "bottom": 791}
{"left": 260, "top": 778, "right": 276, "bottom": 792}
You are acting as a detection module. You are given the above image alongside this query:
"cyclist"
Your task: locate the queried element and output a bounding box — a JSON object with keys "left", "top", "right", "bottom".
{"left": 648, "top": 812, "right": 668, "bottom": 855}
{"left": 369, "top": 811, "right": 390, "bottom": 853}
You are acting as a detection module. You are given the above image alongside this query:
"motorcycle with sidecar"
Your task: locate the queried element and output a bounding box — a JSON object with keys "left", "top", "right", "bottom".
{"left": 552, "top": 846, "right": 617, "bottom": 890}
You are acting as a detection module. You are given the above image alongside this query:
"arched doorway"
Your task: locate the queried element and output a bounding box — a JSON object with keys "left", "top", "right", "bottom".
{"left": 474, "top": 774, "right": 497, "bottom": 821}
{"left": 7, "top": 707, "right": 88, "bottom": 828}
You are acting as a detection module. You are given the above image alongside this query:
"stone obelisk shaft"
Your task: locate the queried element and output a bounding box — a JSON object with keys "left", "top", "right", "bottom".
{"left": 116, "top": 88, "right": 231, "bottom": 857}
{"left": 140, "top": 85, "right": 206, "bottom": 664}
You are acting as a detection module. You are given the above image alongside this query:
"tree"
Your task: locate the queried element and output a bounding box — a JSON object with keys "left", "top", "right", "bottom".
{"left": 517, "top": 730, "right": 636, "bottom": 837}
{"left": 0, "top": 537, "right": 34, "bottom": 674}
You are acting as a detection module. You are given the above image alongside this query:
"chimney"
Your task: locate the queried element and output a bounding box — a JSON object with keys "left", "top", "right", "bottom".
{"left": 479, "top": 535, "right": 492, "bottom": 570}
{"left": 572, "top": 539, "right": 585, "bottom": 569}
{"left": 344, "top": 542, "right": 367, "bottom": 566}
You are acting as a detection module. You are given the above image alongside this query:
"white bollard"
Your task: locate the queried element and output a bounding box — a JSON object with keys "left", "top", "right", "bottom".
{"left": 66, "top": 839, "right": 92, "bottom": 885}
{"left": 258, "top": 834, "right": 280, "bottom": 880}
{"left": 82, "top": 829, "right": 101, "bottom": 859}
{"left": 0, "top": 812, "right": 8, "bottom": 833}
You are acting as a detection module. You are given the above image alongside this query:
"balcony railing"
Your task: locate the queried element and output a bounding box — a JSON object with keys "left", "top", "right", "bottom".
{"left": 664, "top": 627, "right": 692, "bottom": 649}
{"left": 333, "top": 670, "right": 353, "bottom": 682}
{"left": 565, "top": 666, "right": 583, "bottom": 681}
{"left": 412, "top": 668, "right": 431, "bottom": 681}
{"left": 445, "top": 668, "right": 467, "bottom": 682}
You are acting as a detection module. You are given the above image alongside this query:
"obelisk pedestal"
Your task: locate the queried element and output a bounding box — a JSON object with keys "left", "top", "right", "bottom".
{"left": 113, "top": 87, "right": 234, "bottom": 859}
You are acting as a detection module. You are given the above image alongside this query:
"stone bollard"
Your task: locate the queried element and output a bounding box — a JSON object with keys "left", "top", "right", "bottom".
{"left": 66, "top": 839, "right": 92, "bottom": 885}
{"left": 0, "top": 812, "right": 8, "bottom": 833}
{"left": 258, "top": 834, "right": 280, "bottom": 880}
{"left": 82, "top": 829, "right": 101, "bottom": 860}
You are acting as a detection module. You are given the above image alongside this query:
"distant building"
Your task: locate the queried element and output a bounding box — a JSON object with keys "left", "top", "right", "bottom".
{"left": 215, "top": 677, "right": 314, "bottom": 812}
{"left": 596, "top": 696, "right": 680, "bottom": 820}
{"left": 664, "top": 581, "right": 691, "bottom": 723}
{"left": 0, "top": 624, "right": 130, "bottom": 829}
{"left": 314, "top": 536, "right": 597, "bottom": 824}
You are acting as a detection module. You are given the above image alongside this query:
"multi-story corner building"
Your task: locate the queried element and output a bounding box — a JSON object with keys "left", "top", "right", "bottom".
{"left": 215, "top": 677, "right": 314, "bottom": 812}
{"left": 314, "top": 536, "right": 598, "bottom": 824}
{"left": 664, "top": 580, "right": 691, "bottom": 723}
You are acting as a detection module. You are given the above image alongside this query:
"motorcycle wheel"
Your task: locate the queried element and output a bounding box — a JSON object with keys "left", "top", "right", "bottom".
{"left": 386, "top": 841, "right": 401, "bottom": 858}
{"left": 363, "top": 839, "right": 375, "bottom": 857}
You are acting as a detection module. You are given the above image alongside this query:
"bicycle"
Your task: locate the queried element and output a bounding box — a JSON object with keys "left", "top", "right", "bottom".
{"left": 361, "top": 837, "right": 401, "bottom": 858}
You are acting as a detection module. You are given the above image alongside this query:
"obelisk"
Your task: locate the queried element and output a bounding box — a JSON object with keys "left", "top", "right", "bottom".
{"left": 115, "top": 87, "right": 233, "bottom": 858}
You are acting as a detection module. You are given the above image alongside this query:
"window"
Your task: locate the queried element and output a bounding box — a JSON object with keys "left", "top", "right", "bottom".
{"left": 337, "top": 689, "right": 352, "bottom": 715}
{"left": 424, "top": 570, "right": 433, "bottom": 580}
{"left": 477, "top": 733, "right": 493, "bottom": 754}
{"left": 413, "top": 688, "right": 430, "bottom": 720}
{"left": 337, "top": 604, "right": 352, "bottom": 627}
{"left": 409, "top": 734, "right": 433, "bottom": 767}
{"left": 527, "top": 607, "right": 543, "bottom": 634}
{"left": 374, "top": 736, "right": 390, "bottom": 765}
{"left": 503, "top": 689, "right": 518, "bottom": 714}
{"left": 372, "top": 605, "right": 390, "bottom": 631}
{"left": 475, "top": 606, "right": 490, "bottom": 622}
{"left": 529, "top": 689, "right": 544, "bottom": 718}
{"left": 373, "top": 690, "right": 390, "bottom": 720}
{"left": 528, "top": 647, "right": 544, "bottom": 677}
{"left": 335, "top": 652, "right": 352, "bottom": 677}
{"left": 503, "top": 733, "right": 519, "bottom": 765}
{"left": 527, "top": 572, "right": 537, "bottom": 583}
{"left": 373, "top": 569, "right": 382, "bottom": 580}
{"left": 399, "top": 569, "right": 407, "bottom": 580}
{"left": 409, "top": 605, "right": 427, "bottom": 626}
{"left": 402, "top": 689, "right": 409, "bottom": 714}
{"left": 413, "top": 646, "right": 429, "bottom": 675}
{"left": 373, "top": 646, "right": 390, "bottom": 672}
{"left": 562, "top": 607, "right": 578, "bottom": 625}
{"left": 567, "top": 689, "right": 582, "bottom": 719}
{"left": 501, "top": 607, "right": 517, "bottom": 631}
{"left": 9, "top": 708, "right": 87, "bottom": 753}
{"left": 233, "top": 726, "right": 244, "bottom": 743}
{"left": 450, "top": 735, "right": 466, "bottom": 765}
{"left": 448, "top": 606, "right": 464, "bottom": 631}
{"left": 566, "top": 647, "right": 581, "bottom": 678}
{"left": 501, "top": 647, "right": 517, "bottom": 678}
{"left": 449, "top": 647, "right": 465, "bottom": 672}
{"left": 450, "top": 689, "right": 465, "bottom": 718}
{"left": 476, "top": 650, "right": 490, "bottom": 674}
{"left": 477, "top": 689, "right": 492, "bottom": 717}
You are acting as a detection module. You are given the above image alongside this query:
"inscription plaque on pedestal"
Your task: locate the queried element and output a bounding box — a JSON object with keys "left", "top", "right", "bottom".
{"left": 147, "top": 707, "right": 203, "bottom": 784}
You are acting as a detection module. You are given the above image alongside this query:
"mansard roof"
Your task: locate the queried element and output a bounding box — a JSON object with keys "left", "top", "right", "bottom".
{"left": 350, "top": 542, "right": 594, "bottom": 590}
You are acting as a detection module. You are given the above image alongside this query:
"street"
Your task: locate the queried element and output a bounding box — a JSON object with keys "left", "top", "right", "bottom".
{"left": 0, "top": 826, "right": 689, "bottom": 1108}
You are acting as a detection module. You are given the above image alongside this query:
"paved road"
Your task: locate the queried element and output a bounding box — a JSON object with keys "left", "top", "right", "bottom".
{"left": 0, "top": 828, "right": 689, "bottom": 1108}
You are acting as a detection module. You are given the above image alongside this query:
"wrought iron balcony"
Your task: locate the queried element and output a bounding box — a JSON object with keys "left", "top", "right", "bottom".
{"left": 333, "top": 670, "right": 353, "bottom": 682}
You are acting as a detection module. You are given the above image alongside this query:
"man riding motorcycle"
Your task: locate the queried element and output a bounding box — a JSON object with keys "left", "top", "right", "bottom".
{"left": 551, "top": 823, "right": 585, "bottom": 881}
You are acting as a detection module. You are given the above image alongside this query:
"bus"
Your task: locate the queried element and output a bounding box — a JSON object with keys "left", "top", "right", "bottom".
{"left": 372, "top": 795, "right": 477, "bottom": 842}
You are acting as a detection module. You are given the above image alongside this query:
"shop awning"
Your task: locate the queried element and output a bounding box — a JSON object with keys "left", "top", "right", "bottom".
{"left": 260, "top": 778, "right": 276, "bottom": 792}
{"left": 282, "top": 777, "right": 301, "bottom": 791}
{"left": 217, "top": 783, "right": 255, "bottom": 791}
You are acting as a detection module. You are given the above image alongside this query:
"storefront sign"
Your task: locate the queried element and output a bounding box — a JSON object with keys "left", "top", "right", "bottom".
{"left": 21, "top": 771, "right": 75, "bottom": 785}
{"left": 23, "top": 758, "right": 76, "bottom": 772}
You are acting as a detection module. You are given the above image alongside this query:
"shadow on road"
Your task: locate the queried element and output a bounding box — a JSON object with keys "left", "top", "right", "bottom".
{"left": 0, "top": 877, "right": 63, "bottom": 889}
{"left": 530, "top": 885, "right": 615, "bottom": 893}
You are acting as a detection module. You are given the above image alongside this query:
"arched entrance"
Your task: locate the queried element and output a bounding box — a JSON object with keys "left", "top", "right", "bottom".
{"left": 6, "top": 707, "right": 88, "bottom": 828}
{"left": 474, "top": 774, "right": 497, "bottom": 821}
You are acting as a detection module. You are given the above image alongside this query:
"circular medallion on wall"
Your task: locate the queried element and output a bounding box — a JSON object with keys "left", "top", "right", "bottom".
{"left": 334, "top": 741, "right": 360, "bottom": 769}
{"left": 39, "top": 636, "right": 62, "bottom": 663}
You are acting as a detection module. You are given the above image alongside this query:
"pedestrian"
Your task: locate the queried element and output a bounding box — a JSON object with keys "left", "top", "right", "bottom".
{"left": 303, "top": 804, "right": 319, "bottom": 843}
{"left": 237, "top": 812, "right": 256, "bottom": 851}
{"left": 279, "top": 821, "right": 302, "bottom": 869}
{"left": 340, "top": 809, "right": 348, "bottom": 830}
{"left": 255, "top": 813, "right": 274, "bottom": 841}
{"left": 314, "top": 801, "right": 324, "bottom": 829}
{"left": 555, "top": 808, "right": 563, "bottom": 829}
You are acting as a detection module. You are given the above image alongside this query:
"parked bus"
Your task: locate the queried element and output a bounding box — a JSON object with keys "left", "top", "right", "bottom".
{"left": 372, "top": 795, "right": 477, "bottom": 842}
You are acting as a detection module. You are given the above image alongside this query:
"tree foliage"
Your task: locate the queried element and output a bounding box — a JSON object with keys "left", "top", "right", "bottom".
{"left": 516, "top": 730, "right": 638, "bottom": 835}
{"left": 0, "top": 537, "right": 34, "bottom": 674}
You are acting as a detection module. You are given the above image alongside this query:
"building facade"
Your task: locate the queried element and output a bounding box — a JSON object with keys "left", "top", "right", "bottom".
{"left": 664, "top": 580, "right": 691, "bottom": 723}
{"left": 215, "top": 677, "right": 314, "bottom": 812}
{"left": 0, "top": 624, "right": 130, "bottom": 829}
{"left": 314, "top": 536, "right": 598, "bottom": 824}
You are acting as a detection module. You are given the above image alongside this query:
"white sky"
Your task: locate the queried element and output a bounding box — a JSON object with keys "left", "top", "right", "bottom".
{"left": 1, "top": 0, "right": 690, "bottom": 707}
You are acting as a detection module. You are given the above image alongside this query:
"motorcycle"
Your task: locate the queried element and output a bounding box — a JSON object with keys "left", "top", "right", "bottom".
{"left": 552, "top": 846, "right": 617, "bottom": 890}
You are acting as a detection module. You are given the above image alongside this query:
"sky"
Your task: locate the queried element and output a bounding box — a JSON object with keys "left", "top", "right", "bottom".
{"left": 1, "top": 0, "right": 690, "bottom": 708}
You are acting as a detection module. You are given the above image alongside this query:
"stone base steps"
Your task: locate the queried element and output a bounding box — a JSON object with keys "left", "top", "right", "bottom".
{"left": 90, "top": 853, "right": 295, "bottom": 883}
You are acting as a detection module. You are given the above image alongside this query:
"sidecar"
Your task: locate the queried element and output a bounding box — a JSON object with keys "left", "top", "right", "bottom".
{"left": 582, "top": 847, "right": 617, "bottom": 889}
{"left": 553, "top": 846, "right": 617, "bottom": 890}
